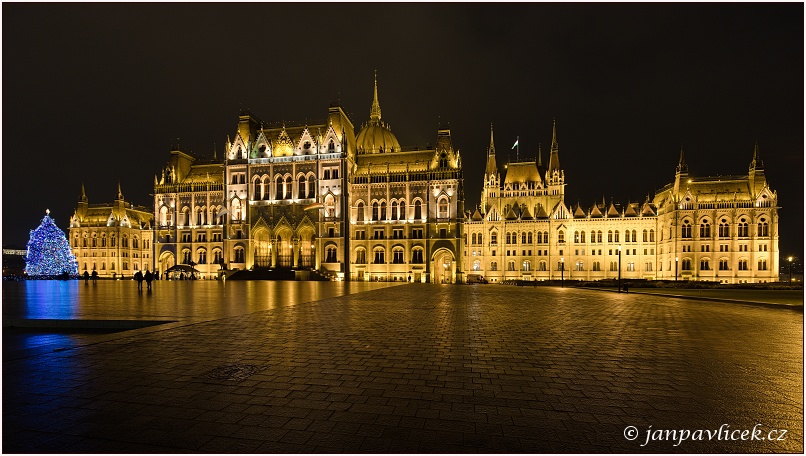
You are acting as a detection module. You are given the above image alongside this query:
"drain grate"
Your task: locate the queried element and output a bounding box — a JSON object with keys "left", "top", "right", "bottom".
{"left": 203, "top": 363, "right": 266, "bottom": 382}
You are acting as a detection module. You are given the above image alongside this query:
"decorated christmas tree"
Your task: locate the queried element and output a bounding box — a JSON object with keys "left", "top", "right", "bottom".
{"left": 24, "top": 210, "right": 79, "bottom": 278}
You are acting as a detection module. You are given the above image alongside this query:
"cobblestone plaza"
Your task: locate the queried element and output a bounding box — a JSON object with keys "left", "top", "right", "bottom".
{"left": 3, "top": 281, "right": 803, "bottom": 453}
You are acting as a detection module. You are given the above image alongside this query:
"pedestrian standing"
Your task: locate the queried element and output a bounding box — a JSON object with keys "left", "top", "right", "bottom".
{"left": 134, "top": 270, "right": 144, "bottom": 290}
{"left": 144, "top": 270, "right": 153, "bottom": 290}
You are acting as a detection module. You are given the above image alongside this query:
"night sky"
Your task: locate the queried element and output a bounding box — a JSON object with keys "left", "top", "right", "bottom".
{"left": 3, "top": 3, "right": 803, "bottom": 259}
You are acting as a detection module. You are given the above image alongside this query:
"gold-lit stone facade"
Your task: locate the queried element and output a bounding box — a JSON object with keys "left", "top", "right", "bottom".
{"left": 223, "top": 107, "right": 355, "bottom": 275}
{"left": 68, "top": 184, "right": 154, "bottom": 278}
{"left": 464, "top": 126, "right": 779, "bottom": 284}
{"left": 69, "top": 75, "right": 779, "bottom": 284}
{"left": 153, "top": 149, "right": 225, "bottom": 279}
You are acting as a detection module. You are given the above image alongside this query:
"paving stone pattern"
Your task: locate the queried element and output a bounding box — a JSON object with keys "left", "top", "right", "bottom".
{"left": 3, "top": 284, "right": 803, "bottom": 453}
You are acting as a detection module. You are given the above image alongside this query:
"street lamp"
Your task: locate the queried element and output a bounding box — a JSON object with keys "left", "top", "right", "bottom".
{"left": 560, "top": 258, "right": 565, "bottom": 287}
{"left": 788, "top": 256, "right": 794, "bottom": 283}
{"left": 617, "top": 245, "right": 622, "bottom": 292}
{"left": 675, "top": 257, "right": 679, "bottom": 282}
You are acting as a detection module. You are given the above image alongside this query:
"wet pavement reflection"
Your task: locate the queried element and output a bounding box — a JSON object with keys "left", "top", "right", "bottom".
{"left": 2, "top": 282, "right": 802, "bottom": 453}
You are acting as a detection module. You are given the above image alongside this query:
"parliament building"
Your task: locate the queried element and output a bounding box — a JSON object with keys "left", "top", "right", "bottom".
{"left": 465, "top": 125, "right": 779, "bottom": 284}
{"left": 69, "top": 75, "right": 779, "bottom": 283}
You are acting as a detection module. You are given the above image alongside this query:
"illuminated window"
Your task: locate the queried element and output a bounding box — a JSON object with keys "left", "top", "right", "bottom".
{"left": 438, "top": 197, "right": 449, "bottom": 219}
{"left": 681, "top": 220, "right": 692, "bottom": 238}
{"left": 307, "top": 174, "right": 316, "bottom": 198}
{"left": 757, "top": 219, "right": 769, "bottom": 237}
{"left": 326, "top": 246, "right": 337, "bottom": 263}
{"left": 324, "top": 195, "right": 336, "bottom": 218}
{"left": 355, "top": 249, "right": 366, "bottom": 264}
{"left": 699, "top": 221, "right": 711, "bottom": 238}
{"left": 392, "top": 248, "right": 404, "bottom": 264}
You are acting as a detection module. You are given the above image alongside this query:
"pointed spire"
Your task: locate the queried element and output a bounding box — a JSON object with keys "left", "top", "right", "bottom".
{"left": 80, "top": 182, "right": 87, "bottom": 201}
{"left": 750, "top": 141, "right": 764, "bottom": 170}
{"left": 550, "top": 117, "right": 558, "bottom": 152}
{"left": 370, "top": 70, "right": 382, "bottom": 124}
{"left": 676, "top": 145, "right": 689, "bottom": 174}
{"left": 485, "top": 123, "right": 498, "bottom": 176}
{"left": 213, "top": 142, "right": 217, "bottom": 160}
{"left": 116, "top": 182, "right": 123, "bottom": 200}
{"left": 547, "top": 118, "right": 561, "bottom": 174}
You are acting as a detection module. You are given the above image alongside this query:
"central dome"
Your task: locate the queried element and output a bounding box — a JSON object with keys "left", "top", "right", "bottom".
{"left": 355, "top": 73, "right": 401, "bottom": 154}
{"left": 356, "top": 122, "right": 400, "bottom": 154}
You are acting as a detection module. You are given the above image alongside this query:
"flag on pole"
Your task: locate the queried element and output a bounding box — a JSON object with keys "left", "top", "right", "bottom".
{"left": 511, "top": 138, "right": 519, "bottom": 149}
{"left": 304, "top": 202, "right": 325, "bottom": 211}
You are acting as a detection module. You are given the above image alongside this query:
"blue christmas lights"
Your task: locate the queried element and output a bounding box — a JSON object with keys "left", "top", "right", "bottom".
{"left": 24, "top": 210, "right": 79, "bottom": 278}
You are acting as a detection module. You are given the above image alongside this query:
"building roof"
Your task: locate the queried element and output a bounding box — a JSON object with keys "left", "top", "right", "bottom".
{"left": 503, "top": 161, "right": 541, "bottom": 185}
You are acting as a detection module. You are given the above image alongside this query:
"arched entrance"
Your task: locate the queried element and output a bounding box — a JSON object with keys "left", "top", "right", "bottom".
{"left": 432, "top": 248, "right": 456, "bottom": 284}
{"left": 158, "top": 251, "right": 175, "bottom": 278}
{"left": 253, "top": 228, "right": 271, "bottom": 269}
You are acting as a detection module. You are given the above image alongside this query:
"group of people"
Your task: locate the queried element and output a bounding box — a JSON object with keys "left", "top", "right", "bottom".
{"left": 82, "top": 270, "right": 98, "bottom": 284}
{"left": 134, "top": 270, "right": 155, "bottom": 290}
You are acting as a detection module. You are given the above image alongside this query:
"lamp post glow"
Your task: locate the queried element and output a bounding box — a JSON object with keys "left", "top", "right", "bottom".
{"left": 675, "top": 257, "right": 679, "bottom": 282}
{"left": 560, "top": 257, "right": 564, "bottom": 288}
{"left": 788, "top": 256, "right": 794, "bottom": 283}
{"left": 617, "top": 245, "right": 622, "bottom": 292}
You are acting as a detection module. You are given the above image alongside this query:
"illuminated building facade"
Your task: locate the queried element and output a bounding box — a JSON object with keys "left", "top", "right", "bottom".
{"left": 153, "top": 148, "right": 225, "bottom": 279}
{"left": 464, "top": 126, "right": 779, "bottom": 284}
{"left": 223, "top": 107, "right": 355, "bottom": 277}
{"left": 348, "top": 76, "right": 464, "bottom": 283}
{"left": 69, "top": 184, "right": 154, "bottom": 278}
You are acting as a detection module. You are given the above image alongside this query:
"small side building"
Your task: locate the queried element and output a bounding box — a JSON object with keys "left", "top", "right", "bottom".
{"left": 69, "top": 184, "right": 154, "bottom": 278}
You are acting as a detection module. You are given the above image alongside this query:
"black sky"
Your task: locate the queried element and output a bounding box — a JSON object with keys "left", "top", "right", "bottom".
{"left": 3, "top": 3, "right": 803, "bottom": 259}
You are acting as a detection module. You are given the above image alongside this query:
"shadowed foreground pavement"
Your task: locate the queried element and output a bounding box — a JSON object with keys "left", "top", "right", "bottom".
{"left": 3, "top": 283, "right": 803, "bottom": 453}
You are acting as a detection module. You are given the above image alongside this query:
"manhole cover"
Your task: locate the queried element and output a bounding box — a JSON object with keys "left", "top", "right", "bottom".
{"left": 203, "top": 363, "right": 265, "bottom": 382}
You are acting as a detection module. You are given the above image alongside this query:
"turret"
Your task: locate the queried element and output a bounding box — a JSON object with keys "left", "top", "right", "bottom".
{"left": 545, "top": 119, "right": 565, "bottom": 196}
{"left": 76, "top": 183, "right": 89, "bottom": 221}
{"left": 484, "top": 124, "right": 499, "bottom": 179}
{"left": 673, "top": 146, "right": 689, "bottom": 197}
{"left": 748, "top": 141, "right": 767, "bottom": 196}
{"left": 547, "top": 118, "right": 560, "bottom": 175}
